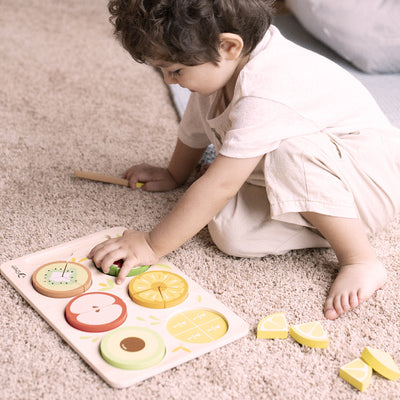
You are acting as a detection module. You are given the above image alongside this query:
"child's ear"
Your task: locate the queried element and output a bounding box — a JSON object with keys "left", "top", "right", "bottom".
{"left": 219, "top": 33, "right": 244, "bottom": 61}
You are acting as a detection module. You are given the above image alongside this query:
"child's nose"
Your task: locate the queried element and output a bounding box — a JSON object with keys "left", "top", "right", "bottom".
{"left": 162, "top": 69, "right": 177, "bottom": 85}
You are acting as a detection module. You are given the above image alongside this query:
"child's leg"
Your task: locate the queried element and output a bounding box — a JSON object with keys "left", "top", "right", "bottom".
{"left": 265, "top": 131, "right": 397, "bottom": 319}
{"left": 301, "top": 212, "right": 387, "bottom": 320}
{"left": 208, "top": 182, "right": 329, "bottom": 257}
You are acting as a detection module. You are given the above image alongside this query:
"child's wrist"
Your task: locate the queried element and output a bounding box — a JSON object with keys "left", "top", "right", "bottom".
{"left": 146, "top": 230, "right": 172, "bottom": 260}
{"left": 145, "top": 231, "right": 163, "bottom": 260}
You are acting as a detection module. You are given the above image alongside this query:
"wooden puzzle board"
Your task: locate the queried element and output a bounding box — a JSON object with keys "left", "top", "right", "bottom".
{"left": 0, "top": 227, "right": 249, "bottom": 388}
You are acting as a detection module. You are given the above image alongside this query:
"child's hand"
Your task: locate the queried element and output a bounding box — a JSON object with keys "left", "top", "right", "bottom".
{"left": 124, "top": 163, "right": 178, "bottom": 192}
{"left": 88, "top": 230, "right": 159, "bottom": 284}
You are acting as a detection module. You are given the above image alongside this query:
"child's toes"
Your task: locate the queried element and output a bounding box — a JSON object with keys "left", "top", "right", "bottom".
{"left": 357, "top": 288, "right": 371, "bottom": 305}
{"left": 324, "top": 307, "right": 339, "bottom": 320}
{"left": 340, "top": 293, "right": 351, "bottom": 312}
{"left": 333, "top": 295, "right": 345, "bottom": 316}
{"left": 349, "top": 291, "right": 359, "bottom": 308}
{"left": 324, "top": 297, "right": 339, "bottom": 320}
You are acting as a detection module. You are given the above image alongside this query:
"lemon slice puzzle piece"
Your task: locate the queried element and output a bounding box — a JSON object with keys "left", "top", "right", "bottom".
{"left": 257, "top": 312, "right": 288, "bottom": 339}
{"left": 32, "top": 261, "right": 92, "bottom": 298}
{"left": 167, "top": 309, "right": 228, "bottom": 344}
{"left": 289, "top": 321, "right": 329, "bottom": 348}
{"left": 340, "top": 358, "right": 372, "bottom": 392}
{"left": 361, "top": 346, "right": 400, "bottom": 381}
{"left": 128, "top": 271, "right": 188, "bottom": 309}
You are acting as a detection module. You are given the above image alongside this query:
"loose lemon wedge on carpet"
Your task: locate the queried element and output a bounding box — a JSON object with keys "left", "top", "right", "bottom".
{"left": 361, "top": 346, "right": 400, "bottom": 381}
{"left": 128, "top": 271, "right": 188, "bottom": 309}
{"left": 289, "top": 321, "right": 329, "bottom": 348}
{"left": 340, "top": 358, "right": 372, "bottom": 391}
{"left": 257, "top": 312, "right": 288, "bottom": 339}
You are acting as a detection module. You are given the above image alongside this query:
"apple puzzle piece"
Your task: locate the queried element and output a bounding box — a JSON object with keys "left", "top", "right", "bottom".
{"left": 100, "top": 326, "right": 166, "bottom": 370}
{"left": 32, "top": 261, "right": 92, "bottom": 298}
{"left": 94, "top": 259, "right": 150, "bottom": 278}
{"left": 65, "top": 292, "right": 127, "bottom": 332}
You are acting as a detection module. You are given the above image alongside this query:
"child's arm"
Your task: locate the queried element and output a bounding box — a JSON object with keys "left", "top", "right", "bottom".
{"left": 89, "top": 153, "right": 263, "bottom": 283}
{"left": 124, "top": 138, "right": 206, "bottom": 191}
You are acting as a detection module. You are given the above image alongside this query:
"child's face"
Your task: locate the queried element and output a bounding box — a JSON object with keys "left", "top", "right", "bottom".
{"left": 152, "top": 58, "right": 241, "bottom": 97}
{"left": 150, "top": 34, "right": 246, "bottom": 99}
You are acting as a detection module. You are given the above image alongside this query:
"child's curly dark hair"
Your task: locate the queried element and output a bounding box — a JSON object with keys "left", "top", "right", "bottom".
{"left": 108, "top": 0, "right": 274, "bottom": 66}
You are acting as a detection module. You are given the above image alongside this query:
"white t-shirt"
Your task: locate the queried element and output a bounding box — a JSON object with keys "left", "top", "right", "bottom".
{"left": 178, "top": 26, "right": 391, "bottom": 159}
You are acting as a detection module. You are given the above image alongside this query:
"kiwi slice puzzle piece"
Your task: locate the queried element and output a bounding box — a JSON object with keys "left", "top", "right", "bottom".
{"left": 32, "top": 261, "right": 92, "bottom": 298}
{"left": 100, "top": 326, "right": 166, "bottom": 370}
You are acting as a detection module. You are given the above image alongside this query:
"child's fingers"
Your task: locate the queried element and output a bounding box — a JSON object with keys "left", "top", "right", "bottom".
{"left": 125, "top": 164, "right": 175, "bottom": 191}
{"left": 124, "top": 164, "right": 143, "bottom": 179}
{"left": 127, "top": 173, "right": 149, "bottom": 190}
{"left": 88, "top": 242, "right": 103, "bottom": 259}
{"left": 124, "top": 167, "right": 142, "bottom": 189}
{"left": 140, "top": 179, "right": 173, "bottom": 192}
{"left": 128, "top": 177, "right": 145, "bottom": 190}
{"left": 88, "top": 242, "right": 108, "bottom": 260}
{"left": 88, "top": 241, "right": 121, "bottom": 272}
{"left": 98, "top": 249, "right": 127, "bottom": 275}
{"left": 116, "top": 257, "right": 139, "bottom": 285}
{"left": 125, "top": 163, "right": 151, "bottom": 182}
{"left": 88, "top": 236, "right": 120, "bottom": 257}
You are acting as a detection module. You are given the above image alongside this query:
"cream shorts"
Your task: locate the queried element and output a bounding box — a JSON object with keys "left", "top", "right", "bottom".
{"left": 209, "top": 129, "right": 400, "bottom": 257}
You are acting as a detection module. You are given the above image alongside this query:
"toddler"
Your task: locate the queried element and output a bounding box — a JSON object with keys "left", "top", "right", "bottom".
{"left": 89, "top": 0, "right": 400, "bottom": 320}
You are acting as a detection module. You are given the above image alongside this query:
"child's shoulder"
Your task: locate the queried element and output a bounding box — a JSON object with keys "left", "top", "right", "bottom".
{"left": 237, "top": 26, "right": 366, "bottom": 101}
{"left": 248, "top": 26, "right": 338, "bottom": 70}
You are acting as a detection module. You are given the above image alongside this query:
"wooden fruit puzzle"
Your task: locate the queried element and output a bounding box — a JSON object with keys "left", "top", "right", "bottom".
{"left": 0, "top": 227, "right": 249, "bottom": 388}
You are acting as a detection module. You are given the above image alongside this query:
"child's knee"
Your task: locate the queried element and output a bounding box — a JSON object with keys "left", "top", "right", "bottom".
{"left": 208, "top": 218, "right": 289, "bottom": 257}
{"left": 208, "top": 206, "right": 330, "bottom": 257}
{"left": 208, "top": 218, "right": 247, "bottom": 257}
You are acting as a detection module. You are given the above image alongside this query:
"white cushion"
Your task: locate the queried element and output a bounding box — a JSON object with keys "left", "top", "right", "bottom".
{"left": 286, "top": 0, "right": 400, "bottom": 73}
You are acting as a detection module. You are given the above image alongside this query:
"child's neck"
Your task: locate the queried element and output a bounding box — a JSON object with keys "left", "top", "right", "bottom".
{"left": 222, "top": 55, "right": 249, "bottom": 105}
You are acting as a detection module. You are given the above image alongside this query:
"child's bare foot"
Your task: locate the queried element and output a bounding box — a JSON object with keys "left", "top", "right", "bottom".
{"left": 324, "top": 261, "right": 387, "bottom": 320}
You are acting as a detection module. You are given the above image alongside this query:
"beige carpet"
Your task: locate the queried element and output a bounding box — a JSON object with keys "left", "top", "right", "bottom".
{"left": 1, "top": 1, "right": 399, "bottom": 399}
